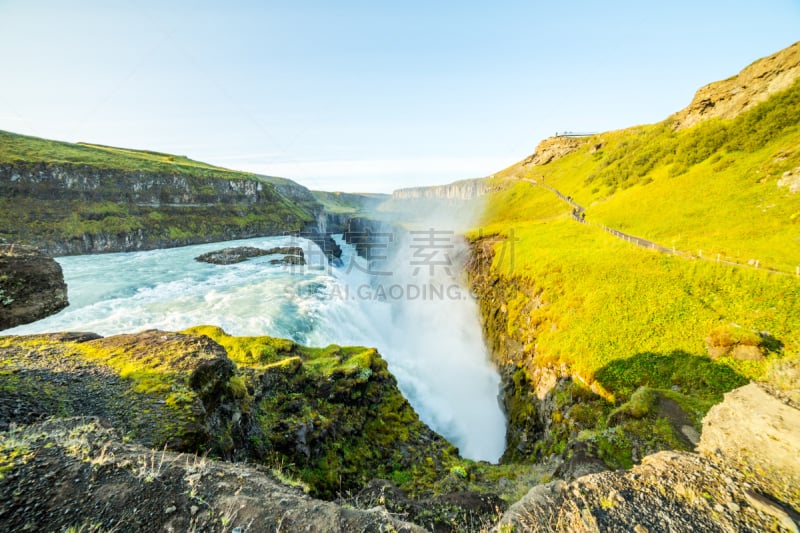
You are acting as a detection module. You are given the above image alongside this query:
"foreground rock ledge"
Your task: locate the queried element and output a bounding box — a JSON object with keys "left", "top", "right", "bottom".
{"left": 0, "top": 417, "right": 425, "bottom": 532}
{"left": 497, "top": 383, "right": 800, "bottom": 533}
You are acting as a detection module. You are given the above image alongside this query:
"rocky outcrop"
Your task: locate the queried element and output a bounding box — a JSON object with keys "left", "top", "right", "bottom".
{"left": 0, "top": 417, "right": 425, "bottom": 533}
{"left": 0, "top": 161, "right": 276, "bottom": 206}
{"left": 778, "top": 166, "right": 800, "bottom": 193}
{"left": 698, "top": 383, "right": 800, "bottom": 502}
{"left": 392, "top": 178, "right": 489, "bottom": 201}
{"left": 0, "top": 327, "right": 462, "bottom": 500}
{"left": 0, "top": 330, "right": 242, "bottom": 450}
{"left": 496, "top": 450, "right": 797, "bottom": 533}
{"left": 195, "top": 246, "right": 304, "bottom": 265}
{"left": 195, "top": 246, "right": 272, "bottom": 264}
{"left": 342, "top": 217, "right": 396, "bottom": 259}
{"left": 496, "top": 383, "right": 800, "bottom": 532}
{"left": 0, "top": 244, "right": 68, "bottom": 330}
{"left": 671, "top": 41, "right": 800, "bottom": 130}
{"left": 522, "top": 136, "right": 590, "bottom": 167}
{"left": 0, "top": 327, "right": 522, "bottom": 531}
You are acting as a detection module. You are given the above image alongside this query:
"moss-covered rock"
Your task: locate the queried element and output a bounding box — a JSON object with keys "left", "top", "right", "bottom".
{"left": 184, "top": 326, "right": 461, "bottom": 499}
{"left": 0, "top": 326, "right": 464, "bottom": 500}
{"left": 0, "top": 330, "right": 242, "bottom": 452}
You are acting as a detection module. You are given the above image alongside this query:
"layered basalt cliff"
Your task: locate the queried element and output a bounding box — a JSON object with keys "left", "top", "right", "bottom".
{"left": 392, "top": 178, "right": 490, "bottom": 201}
{"left": 0, "top": 161, "right": 320, "bottom": 255}
{"left": 0, "top": 131, "right": 346, "bottom": 258}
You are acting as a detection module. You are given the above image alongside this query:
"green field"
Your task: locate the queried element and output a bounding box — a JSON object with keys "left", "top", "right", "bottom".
{"left": 471, "top": 74, "right": 800, "bottom": 465}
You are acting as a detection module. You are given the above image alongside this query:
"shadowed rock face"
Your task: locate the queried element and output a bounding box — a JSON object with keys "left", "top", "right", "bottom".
{"left": 0, "top": 244, "right": 67, "bottom": 330}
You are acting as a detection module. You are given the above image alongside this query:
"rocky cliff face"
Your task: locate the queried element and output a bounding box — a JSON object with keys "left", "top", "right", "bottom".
{"left": 0, "top": 244, "right": 68, "bottom": 330}
{"left": 496, "top": 382, "right": 800, "bottom": 532}
{"left": 392, "top": 178, "right": 490, "bottom": 201}
{"left": 0, "top": 161, "right": 348, "bottom": 258}
{"left": 0, "top": 328, "right": 462, "bottom": 498}
{"left": 466, "top": 236, "right": 713, "bottom": 472}
{"left": 467, "top": 236, "right": 581, "bottom": 461}
{"left": 342, "top": 216, "right": 396, "bottom": 259}
{"left": 671, "top": 41, "right": 800, "bottom": 130}
{"left": 0, "top": 327, "right": 509, "bottom": 532}
{"left": 0, "top": 162, "right": 267, "bottom": 205}
{"left": 521, "top": 135, "right": 591, "bottom": 167}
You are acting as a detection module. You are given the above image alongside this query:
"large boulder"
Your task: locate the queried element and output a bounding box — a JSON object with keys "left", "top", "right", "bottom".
{"left": 0, "top": 244, "right": 68, "bottom": 330}
{"left": 697, "top": 383, "right": 800, "bottom": 502}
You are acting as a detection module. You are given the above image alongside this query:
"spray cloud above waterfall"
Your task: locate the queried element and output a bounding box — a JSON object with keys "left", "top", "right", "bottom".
{"left": 322, "top": 185, "right": 508, "bottom": 462}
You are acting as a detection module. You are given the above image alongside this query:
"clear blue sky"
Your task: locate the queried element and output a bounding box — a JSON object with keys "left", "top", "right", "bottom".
{"left": 1, "top": 1, "right": 798, "bottom": 192}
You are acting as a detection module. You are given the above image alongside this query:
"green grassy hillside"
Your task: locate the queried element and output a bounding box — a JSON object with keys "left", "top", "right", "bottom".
{"left": 472, "top": 69, "right": 800, "bottom": 466}
{"left": 0, "top": 130, "right": 257, "bottom": 180}
{"left": 486, "top": 76, "right": 800, "bottom": 273}
{"left": 479, "top": 76, "right": 800, "bottom": 383}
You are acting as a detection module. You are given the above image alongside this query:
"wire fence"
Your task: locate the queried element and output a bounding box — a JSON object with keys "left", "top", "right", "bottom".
{"left": 518, "top": 178, "right": 799, "bottom": 278}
